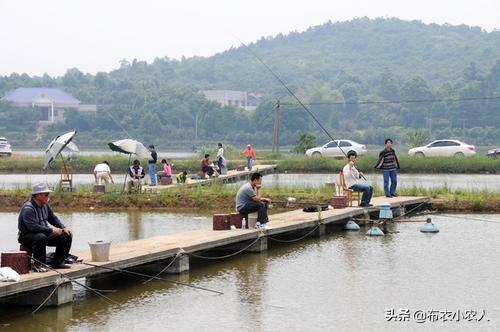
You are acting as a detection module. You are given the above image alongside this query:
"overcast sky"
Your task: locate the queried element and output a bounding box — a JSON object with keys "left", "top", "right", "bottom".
{"left": 1, "top": 0, "right": 499, "bottom": 77}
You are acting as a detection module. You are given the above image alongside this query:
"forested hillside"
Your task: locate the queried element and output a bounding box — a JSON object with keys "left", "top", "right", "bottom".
{"left": 0, "top": 18, "right": 499, "bottom": 149}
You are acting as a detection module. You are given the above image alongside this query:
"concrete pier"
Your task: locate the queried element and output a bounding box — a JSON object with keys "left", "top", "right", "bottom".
{"left": 0, "top": 195, "right": 428, "bottom": 306}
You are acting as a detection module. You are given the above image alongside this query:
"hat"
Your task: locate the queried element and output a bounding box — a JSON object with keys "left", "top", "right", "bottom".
{"left": 32, "top": 183, "right": 53, "bottom": 195}
{"left": 247, "top": 144, "right": 251, "bottom": 147}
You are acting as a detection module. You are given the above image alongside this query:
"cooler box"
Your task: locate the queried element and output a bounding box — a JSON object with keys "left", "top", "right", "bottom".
{"left": 1, "top": 251, "right": 31, "bottom": 274}
{"left": 213, "top": 214, "right": 230, "bottom": 230}
{"left": 331, "top": 196, "right": 347, "bottom": 209}
{"left": 229, "top": 213, "right": 245, "bottom": 229}
{"left": 160, "top": 177, "right": 173, "bottom": 185}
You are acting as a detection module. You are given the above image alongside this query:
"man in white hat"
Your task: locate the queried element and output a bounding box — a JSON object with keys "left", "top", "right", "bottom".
{"left": 241, "top": 144, "right": 256, "bottom": 171}
{"left": 18, "top": 183, "right": 73, "bottom": 271}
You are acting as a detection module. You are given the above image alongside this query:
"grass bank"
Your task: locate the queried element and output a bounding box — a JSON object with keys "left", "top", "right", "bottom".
{"left": 1, "top": 183, "right": 499, "bottom": 213}
{"left": 1, "top": 153, "right": 499, "bottom": 174}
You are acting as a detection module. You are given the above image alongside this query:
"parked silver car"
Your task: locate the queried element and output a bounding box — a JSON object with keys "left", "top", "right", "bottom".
{"left": 0, "top": 137, "right": 12, "bottom": 156}
{"left": 486, "top": 148, "right": 500, "bottom": 158}
{"left": 305, "top": 139, "right": 367, "bottom": 158}
{"left": 408, "top": 139, "right": 476, "bottom": 157}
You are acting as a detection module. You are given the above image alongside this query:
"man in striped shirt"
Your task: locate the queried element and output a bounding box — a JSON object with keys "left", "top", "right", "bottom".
{"left": 375, "top": 138, "right": 400, "bottom": 198}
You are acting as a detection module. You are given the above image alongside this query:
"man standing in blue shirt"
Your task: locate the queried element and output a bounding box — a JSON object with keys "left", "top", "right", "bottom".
{"left": 375, "top": 138, "right": 400, "bottom": 197}
{"left": 148, "top": 145, "right": 158, "bottom": 186}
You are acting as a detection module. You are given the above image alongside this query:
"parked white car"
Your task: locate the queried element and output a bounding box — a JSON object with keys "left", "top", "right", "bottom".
{"left": 305, "top": 139, "right": 367, "bottom": 158}
{"left": 0, "top": 137, "right": 12, "bottom": 156}
{"left": 408, "top": 139, "right": 476, "bottom": 157}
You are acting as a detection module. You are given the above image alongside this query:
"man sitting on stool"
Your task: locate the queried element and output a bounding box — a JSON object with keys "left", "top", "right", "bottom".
{"left": 343, "top": 152, "right": 373, "bottom": 207}
{"left": 18, "top": 183, "right": 73, "bottom": 272}
{"left": 235, "top": 172, "right": 272, "bottom": 230}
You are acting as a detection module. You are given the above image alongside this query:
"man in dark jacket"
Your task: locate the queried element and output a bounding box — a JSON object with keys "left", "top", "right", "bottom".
{"left": 18, "top": 183, "right": 73, "bottom": 272}
{"left": 375, "top": 138, "right": 400, "bottom": 197}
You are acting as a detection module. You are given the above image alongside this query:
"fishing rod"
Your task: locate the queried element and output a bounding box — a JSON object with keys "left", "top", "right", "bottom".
{"left": 237, "top": 39, "right": 367, "bottom": 180}
{"left": 82, "top": 262, "right": 224, "bottom": 295}
{"left": 30, "top": 257, "right": 120, "bottom": 305}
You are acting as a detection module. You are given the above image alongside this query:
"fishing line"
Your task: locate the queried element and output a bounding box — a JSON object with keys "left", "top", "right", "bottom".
{"left": 82, "top": 262, "right": 224, "bottom": 295}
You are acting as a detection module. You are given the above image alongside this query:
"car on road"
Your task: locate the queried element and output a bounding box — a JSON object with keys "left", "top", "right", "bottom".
{"left": 408, "top": 139, "right": 476, "bottom": 157}
{"left": 487, "top": 147, "right": 500, "bottom": 158}
{"left": 305, "top": 139, "right": 367, "bottom": 158}
{"left": 0, "top": 137, "right": 12, "bottom": 156}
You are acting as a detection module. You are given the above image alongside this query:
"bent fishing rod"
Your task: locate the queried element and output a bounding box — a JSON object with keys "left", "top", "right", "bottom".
{"left": 238, "top": 39, "right": 367, "bottom": 180}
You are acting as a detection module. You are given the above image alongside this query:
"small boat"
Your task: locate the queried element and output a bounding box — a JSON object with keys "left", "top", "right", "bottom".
{"left": 0, "top": 137, "right": 12, "bottom": 156}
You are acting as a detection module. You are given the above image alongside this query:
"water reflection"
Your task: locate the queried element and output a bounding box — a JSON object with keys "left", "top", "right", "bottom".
{"left": 1, "top": 214, "right": 500, "bottom": 331}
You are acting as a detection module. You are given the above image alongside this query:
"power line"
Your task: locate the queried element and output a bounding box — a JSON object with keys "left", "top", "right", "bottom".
{"left": 279, "top": 95, "right": 500, "bottom": 106}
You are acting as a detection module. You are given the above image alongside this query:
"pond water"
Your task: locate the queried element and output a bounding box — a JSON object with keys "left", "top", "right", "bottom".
{"left": 1, "top": 173, "right": 500, "bottom": 192}
{"left": 1, "top": 212, "right": 499, "bottom": 331}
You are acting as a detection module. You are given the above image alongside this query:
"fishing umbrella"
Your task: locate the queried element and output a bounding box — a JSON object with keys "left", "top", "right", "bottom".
{"left": 108, "top": 139, "right": 150, "bottom": 192}
{"left": 43, "top": 130, "right": 78, "bottom": 170}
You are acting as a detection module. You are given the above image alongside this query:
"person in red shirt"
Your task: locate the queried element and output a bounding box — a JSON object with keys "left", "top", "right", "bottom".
{"left": 241, "top": 144, "right": 256, "bottom": 171}
{"left": 200, "top": 154, "right": 214, "bottom": 177}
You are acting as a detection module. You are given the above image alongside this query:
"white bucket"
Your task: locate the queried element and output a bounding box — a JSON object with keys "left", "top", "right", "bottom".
{"left": 247, "top": 213, "right": 258, "bottom": 228}
{"left": 88, "top": 240, "right": 111, "bottom": 262}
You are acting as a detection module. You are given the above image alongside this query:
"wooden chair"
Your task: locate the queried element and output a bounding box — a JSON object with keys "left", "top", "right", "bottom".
{"left": 60, "top": 165, "right": 73, "bottom": 192}
{"left": 339, "top": 171, "right": 361, "bottom": 206}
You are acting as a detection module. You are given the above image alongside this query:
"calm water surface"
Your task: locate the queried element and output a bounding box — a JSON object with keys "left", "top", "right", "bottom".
{"left": 1, "top": 173, "right": 500, "bottom": 192}
{"left": 1, "top": 212, "right": 499, "bottom": 331}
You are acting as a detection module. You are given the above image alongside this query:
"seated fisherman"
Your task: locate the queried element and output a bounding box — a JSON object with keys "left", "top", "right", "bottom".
{"left": 235, "top": 172, "right": 272, "bottom": 230}
{"left": 343, "top": 152, "right": 373, "bottom": 207}
{"left": 176, "top": 171, "right": 188, "bottom": 184}
{"left": 157, "top": 159, "right": 172, "bottom": 180}
{"left": 200, "top": 154, "right": 214, "bottom": 177}
{"left": 18, "top": 183, "right": 73, "bottom": 272}
{"left": 127, "top": 159, "right": 145, "bottom": 192}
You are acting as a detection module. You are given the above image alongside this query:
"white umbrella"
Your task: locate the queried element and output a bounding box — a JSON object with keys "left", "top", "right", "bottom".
{"left": 108, "top": 139, "right": 150, "bottom": 192}
{"left": 43, "top": 130, "right": 77, "bottom": 170}
{"left": 108, "top": 139, "right": 149, "bottom": 158}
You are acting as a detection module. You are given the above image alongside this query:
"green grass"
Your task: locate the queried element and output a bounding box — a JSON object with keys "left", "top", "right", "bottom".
{"left": 0, "top": 153, "right": 499, "bottom": 174}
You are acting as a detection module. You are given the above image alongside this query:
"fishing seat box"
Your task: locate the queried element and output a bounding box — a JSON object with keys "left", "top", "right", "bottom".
{"left": 160, "top": 177, "right": 173, "bottom": 185}
{"left": 236, "top": 166, "right": 246, "bottom": 172}
{"left": 1, "top": 251, "right": 31, "bottom": 274}
{"left": 229, "top": 212, "right": 246, "bottom": 229}
{"left": 213, "top": 214, "right": 231, "bottom": 230}
{"left": 94, "top": 184, "right": 105, "bottom": 194}
{"left": 331, "top": 196, "right": 347, "bottom": 209}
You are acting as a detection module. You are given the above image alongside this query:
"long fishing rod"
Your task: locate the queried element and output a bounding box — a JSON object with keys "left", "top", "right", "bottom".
{"left": 31, "top": 257, "right": 120, "bottom": 305}
{"left": 237, "top": 40, "right": 350, "bottom": 159}
{"left": 82, "top": 262, "right": 224, "bottom": 295}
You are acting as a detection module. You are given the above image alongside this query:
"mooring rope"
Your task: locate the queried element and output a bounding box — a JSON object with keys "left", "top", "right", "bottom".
{"left": 268, "top": 222, "right": 322, "bottom": 243}
{"left": 142, "top": 250, "right": 183, "bottom": 285}
{"left": 82, "top": 262, "right": 223, "bottom": 295}
{"left": 31, "top": 257, "right": 120, "bottom": 306}
{"left": 187, "top": 233, "right": 264, "bottom": 260}
{"left": 31, "top": 281, "right": 61, "bottom": 314}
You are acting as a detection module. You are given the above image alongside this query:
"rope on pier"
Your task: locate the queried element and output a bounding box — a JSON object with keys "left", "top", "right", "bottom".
{"left": 268, "top": 222, "right": 322, "bottom": 243}
{"left": 186, "top": 233, "right": 264, "bottom": 260}
{"left": 142, "top": 250, "right": 183, "bottom": 285}
{"left": 31, "top": 282, "right": 62, "bottom": 314}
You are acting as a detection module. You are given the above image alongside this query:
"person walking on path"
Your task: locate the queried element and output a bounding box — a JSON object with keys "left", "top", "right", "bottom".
{"left": 235, "top": 172, "right": 272, "bottom": 230}
{"left": 18, "top": 183, "right": 73, "bottom": 272}
{"left": 375, "top": 138, "right": 400, "bottom": 197}
{"left": 241, "top": 144, "right": 256, "bottom": 171}
{"left": 148, "top": 145, "right": 158, "bottom": 186}
{"left": 343, "top": 152, "right": 373, "bottom": 207}
{"left": 216, "top": 143, "right": 227, "bottom": 174}
{"left": 93, "top": 161, "right": 115, "bottom": 186}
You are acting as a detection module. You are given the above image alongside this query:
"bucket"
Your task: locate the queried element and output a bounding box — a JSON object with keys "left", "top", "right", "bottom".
{"left": 88, "top": 240, "right": 111, "bottom": 262}
{"left": 247, "top": 213, "right": 258, "bottom": 228}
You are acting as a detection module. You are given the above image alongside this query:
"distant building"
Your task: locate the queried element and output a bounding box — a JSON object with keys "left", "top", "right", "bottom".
{"left": 201, "top": 89, "right": 260, "bottom": 111}
{"left": 2, "top": 87, "right": 97, "bottom": 123}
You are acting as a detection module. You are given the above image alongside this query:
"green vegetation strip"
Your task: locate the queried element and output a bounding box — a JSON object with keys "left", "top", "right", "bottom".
{"left": 1, "top": 182, "right": 498, "bottom": 213}
{"left": 1, "top": 153, "right": 499, "bottom": 174}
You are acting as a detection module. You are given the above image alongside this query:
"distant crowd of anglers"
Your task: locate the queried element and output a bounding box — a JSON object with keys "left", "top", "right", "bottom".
{"left": 10, "top": 139, "right": 398, "bottom": 274}
{"left": 92, "top": 143, "right": 257, "bottom": 193}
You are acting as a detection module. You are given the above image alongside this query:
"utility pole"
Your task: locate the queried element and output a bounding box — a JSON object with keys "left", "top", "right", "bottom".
{"left": 272, "top": 101, "right": 281, "bottom": 153}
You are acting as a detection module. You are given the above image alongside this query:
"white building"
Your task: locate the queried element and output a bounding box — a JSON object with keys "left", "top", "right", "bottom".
{"left": 201, "top": 90, "right": 257, "bottom": 111}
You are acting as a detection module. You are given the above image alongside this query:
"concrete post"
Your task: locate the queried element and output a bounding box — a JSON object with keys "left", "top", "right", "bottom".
{"left": 245, "top": 236, "right": 268, "bottom": 253}
{"left": 165, "top": 254, "right": 189, "bottom": 274}
{"left": 311, "top": 224, "right": 326, "bottom": 237}
{"left": 3, "top": 280, "right": 73, "bottom": 306}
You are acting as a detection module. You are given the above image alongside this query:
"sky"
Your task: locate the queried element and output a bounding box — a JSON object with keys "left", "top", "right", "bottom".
{"left": 0, "top": 0, "right": 499, "bottom": 77}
